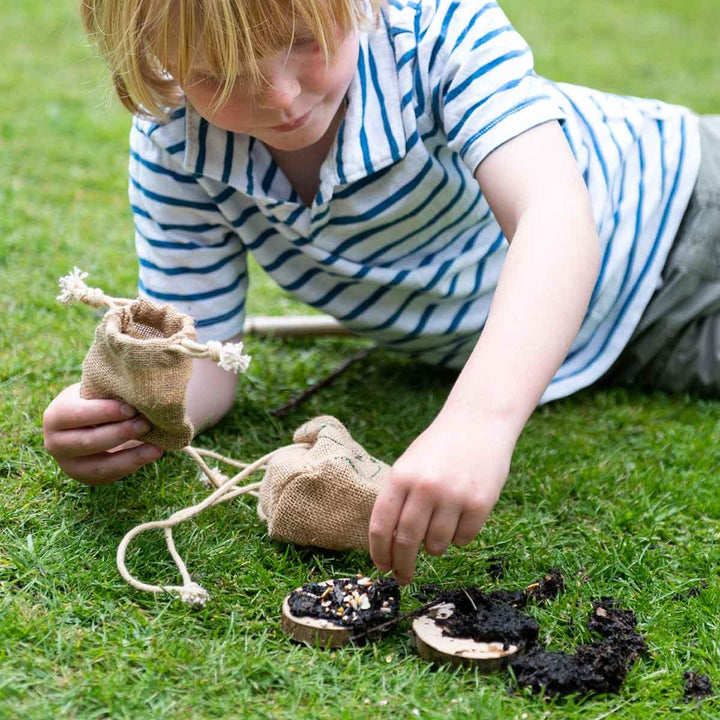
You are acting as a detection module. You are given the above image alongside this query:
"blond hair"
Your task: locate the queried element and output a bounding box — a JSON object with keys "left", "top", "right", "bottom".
{"left": 81, "top": 0, "right": 381, "bottom": 121}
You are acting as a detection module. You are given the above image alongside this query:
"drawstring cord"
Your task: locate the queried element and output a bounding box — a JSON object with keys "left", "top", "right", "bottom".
{"left": 115, "top": 443, "right": 310, "bottom": 608}
{"left": 57, "top": 267, "right": 251, "bottom": 373}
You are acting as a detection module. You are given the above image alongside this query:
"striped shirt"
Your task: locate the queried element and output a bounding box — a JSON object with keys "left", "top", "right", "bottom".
{"left": 129, "top": 0, "right": 701, "bottom": 402}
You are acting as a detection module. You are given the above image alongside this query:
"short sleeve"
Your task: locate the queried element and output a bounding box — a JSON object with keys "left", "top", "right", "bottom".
{"left": 129, "top": 122, "right": 249, "bottom": 342}
{"left": 418, "top": 0, "right": 566, "bottom": 173}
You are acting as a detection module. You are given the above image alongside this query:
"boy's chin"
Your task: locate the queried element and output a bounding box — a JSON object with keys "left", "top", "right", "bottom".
{"left": 259, "top": 105, "right": 343, "bottom": 153}
{"left": 260, "top": 125, "right": 328, "bottom": 152}
{"left": 261, "top": 135, "right": 315, "bottom": 152}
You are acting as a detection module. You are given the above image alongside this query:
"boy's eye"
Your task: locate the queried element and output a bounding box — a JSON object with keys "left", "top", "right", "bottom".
{"left": 189, "top": 74, "right": 222, "bottom": 88}
{"left": 187, "top": 69, "right": 220, "bottom": 81}
{"left": 192, "top": 71, "right": 246, "bottom": 85}
{"left": 291, "top": 32, "right": 318, "bottom": 48}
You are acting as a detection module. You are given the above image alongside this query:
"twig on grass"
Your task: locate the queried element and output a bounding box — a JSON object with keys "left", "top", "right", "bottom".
{"left": 350, "top": 598, "right": 445, "bottom": 643}
{"left": 270, "top": 346, "right": 376, "bottom": 418}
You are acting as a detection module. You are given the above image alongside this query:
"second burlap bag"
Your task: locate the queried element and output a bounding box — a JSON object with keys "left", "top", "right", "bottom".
{"left": 258, "top": 416, "right": 390, "bottom": 551}
{"left": 115, "top": 415, "right": 391, "bottom": 607}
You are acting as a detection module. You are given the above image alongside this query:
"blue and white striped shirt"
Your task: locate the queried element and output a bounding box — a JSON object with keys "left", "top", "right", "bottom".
{"left": 129, "top": 0, "right": 700, "bottom": 402}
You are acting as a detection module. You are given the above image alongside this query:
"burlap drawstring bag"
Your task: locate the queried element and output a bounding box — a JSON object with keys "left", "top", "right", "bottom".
{"left": 58, "top": 270, "right": 389, "bottom": 608}
{"left": 258, "top": 416, "right": 390, "bottom": 551}
{"left": 58, "top": 267, "right": 251, "bottom": 450}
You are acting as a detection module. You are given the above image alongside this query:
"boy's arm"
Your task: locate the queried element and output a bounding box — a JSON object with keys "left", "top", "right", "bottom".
{"left": 185, "top": 333, "right": 242, "bottom": 432}
{"left": 369, "top": 120, "right": 600, "bottom": 583}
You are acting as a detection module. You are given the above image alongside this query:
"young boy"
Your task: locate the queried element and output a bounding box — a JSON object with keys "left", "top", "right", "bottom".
{"left": 43, "top": 0, "right": 718, "bottom": 586}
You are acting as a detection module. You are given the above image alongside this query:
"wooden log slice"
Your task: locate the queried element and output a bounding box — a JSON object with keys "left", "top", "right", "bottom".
{"left": 411, "top": 602, "right": 522, "bottom": 670}
{"left": 281, "top": 595, "right": 352, "bottom": 648}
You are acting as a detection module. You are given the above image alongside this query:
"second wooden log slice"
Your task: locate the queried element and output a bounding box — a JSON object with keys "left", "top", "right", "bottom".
{"left": 411, "top": 602, "right": 523, "bottom": 670}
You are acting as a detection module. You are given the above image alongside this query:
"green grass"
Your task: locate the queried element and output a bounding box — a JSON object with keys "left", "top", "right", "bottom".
{"left": 1, "top": 0, "right": 719, "bottom": 717}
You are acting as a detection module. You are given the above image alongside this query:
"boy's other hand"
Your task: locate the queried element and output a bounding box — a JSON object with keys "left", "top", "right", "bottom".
{"left": 368, "top": 408, "right": 514, "bottom": 585}
{"left": 43, "top": 383, "right": 163, "bottom": 485}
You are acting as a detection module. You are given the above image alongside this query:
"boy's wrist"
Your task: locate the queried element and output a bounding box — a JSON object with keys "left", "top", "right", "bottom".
{"left": 439, "top": 388, "right": 528, "bottom": 445}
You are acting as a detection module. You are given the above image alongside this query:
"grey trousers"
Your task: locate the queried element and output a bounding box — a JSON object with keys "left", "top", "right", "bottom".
{"left": 604, "top": 116, "right": 720, "bottom": 397}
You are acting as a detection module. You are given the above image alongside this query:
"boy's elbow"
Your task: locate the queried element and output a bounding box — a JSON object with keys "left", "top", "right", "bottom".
{"left": 186, "top": 355, "right": 240, "bottom": 434}
{"left": 191, "top": 387, "right": 237, "bottom": 434}
{"left": 193, "top": 397, "right": 235, "bottom": 434}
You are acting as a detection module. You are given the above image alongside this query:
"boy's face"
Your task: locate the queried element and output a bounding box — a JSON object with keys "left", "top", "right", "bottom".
{"left": 179, "top": 28, "right": 359, "bottom": 152}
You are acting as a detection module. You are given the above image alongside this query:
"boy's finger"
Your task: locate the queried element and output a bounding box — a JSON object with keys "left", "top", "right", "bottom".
{"left": 369, "top": 483, "right": 408, "bottom": 573}
{"left": 47, "top": 397, "right": 137, "bottom": 431}
{"left": 390, "top": 493, "right": 434, "bottom": 585}
{"left": 50, "top": 417, "right": 152, "bottom": 458}
{"left": 424, "top": 505, "right": 461, "bottom": 556}
{"left": 69, "top": 444, "right": 163, "bottom": 486}
{"left": 451, "top": 509, "right": 487, "bottom": 547}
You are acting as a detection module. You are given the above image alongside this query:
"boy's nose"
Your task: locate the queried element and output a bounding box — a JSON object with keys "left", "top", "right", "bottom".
{"left": 257, "top": 70, "right": 301, "bottom": 112}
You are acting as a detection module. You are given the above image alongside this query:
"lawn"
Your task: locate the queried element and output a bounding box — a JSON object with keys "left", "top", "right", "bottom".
{"left": 1, "top": 0, "right": 718, "bottom": 718}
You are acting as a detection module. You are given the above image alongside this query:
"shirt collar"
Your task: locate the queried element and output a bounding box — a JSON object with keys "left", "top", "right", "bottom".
{"left": 181, "top": 17, "right": 407, "bottom": 203}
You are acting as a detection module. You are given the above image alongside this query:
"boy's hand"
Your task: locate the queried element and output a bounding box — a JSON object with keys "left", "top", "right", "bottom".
{"left": 368, "top": 407, "right": 515, "bottom": 584}
{"left": 43, "top": 383, "right": 163, "bottom": 485}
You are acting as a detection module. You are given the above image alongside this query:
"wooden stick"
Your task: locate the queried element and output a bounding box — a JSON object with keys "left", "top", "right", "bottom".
{"left": 243, "top": 315, "right": 352, "bottom": 337}
{"left": 349, "top": 599, "right": 445, "bottom": 643}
